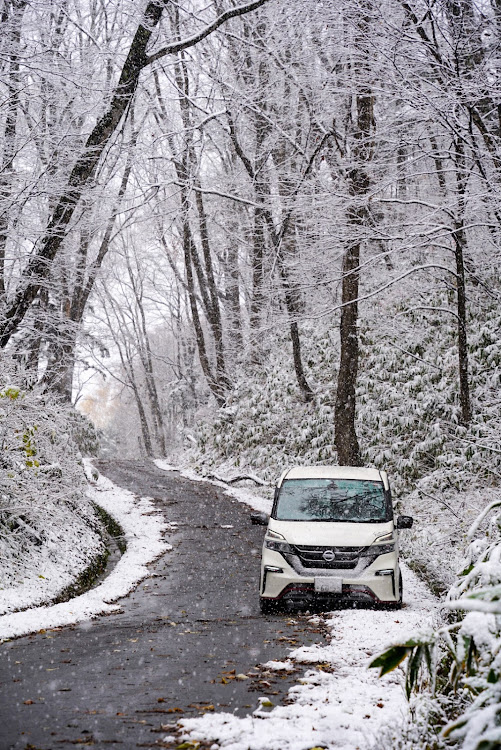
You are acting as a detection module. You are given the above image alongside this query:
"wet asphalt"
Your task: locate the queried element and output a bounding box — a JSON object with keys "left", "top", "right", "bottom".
{"left": 0, "top": 460, "right": 325, "bottom": 749}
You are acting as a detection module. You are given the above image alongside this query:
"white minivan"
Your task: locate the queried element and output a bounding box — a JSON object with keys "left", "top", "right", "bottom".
{"left": 255, "top": 466, "right": 413, "bottom": 613}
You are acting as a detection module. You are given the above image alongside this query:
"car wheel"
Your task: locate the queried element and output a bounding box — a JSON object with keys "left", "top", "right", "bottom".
{"left": 260, "top": 597, "right": 279, "bottom": 615}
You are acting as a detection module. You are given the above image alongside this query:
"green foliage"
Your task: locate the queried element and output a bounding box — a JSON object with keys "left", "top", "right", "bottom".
{"left": 370, "top": 633, "right": 438, "bottom": 699}
{"left": 0, "top": 386, "right": 21, "bottom": 401}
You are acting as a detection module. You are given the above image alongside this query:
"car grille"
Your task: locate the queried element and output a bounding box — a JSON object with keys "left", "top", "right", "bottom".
{"left": 289, "top": 545, "right": 365, "bottom": 570}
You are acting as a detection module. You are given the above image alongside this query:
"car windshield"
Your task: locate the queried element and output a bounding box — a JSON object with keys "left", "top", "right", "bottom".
{"left": 275, "top": 478, "right": 389, "bottom": 522}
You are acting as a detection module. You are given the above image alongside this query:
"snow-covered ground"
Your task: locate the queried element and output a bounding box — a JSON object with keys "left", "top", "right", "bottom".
{"left": 0, "top": 464, "right": 169, "bottom": 641}
{"left": 154, "top": 459, "right": 439, "bottom": 750}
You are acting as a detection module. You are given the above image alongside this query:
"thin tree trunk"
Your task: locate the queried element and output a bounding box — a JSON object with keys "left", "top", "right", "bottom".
{"left": 223, "top": 224, "right": 243, "bottom": 354}
{"left": 194, "top": 186, "right": 230, "bottom": 390}
{"left": 276, "top": 234, "right": 314, "bottom": 403}
{"left": 453, "top": 138, "right": 472, "bottom": 424}
{"left": 128, "top": 261, "right": 167, "bottom": 455}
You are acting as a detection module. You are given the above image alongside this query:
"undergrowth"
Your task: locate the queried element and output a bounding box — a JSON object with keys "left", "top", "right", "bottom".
{"left": 0, "top": 357, "right": 105, "bottom": 613}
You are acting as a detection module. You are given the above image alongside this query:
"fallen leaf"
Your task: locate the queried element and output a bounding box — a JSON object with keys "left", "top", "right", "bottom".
{"left": 259, "top": 698, "right": 273, "bottom": 708}
{"left": 23, "top": 699, "right": 34, "bottom": 705}
{"left": 188, "top": 704, "right": 215, "bottom": 712}
{"left": 236, "top": 674, "right": 249, "bottom": 681}
{"left": 166, "top": 707, "right": 184, "bottom": 713}
{"left": 316, "top": 663, "right": 333, "bottom": 672}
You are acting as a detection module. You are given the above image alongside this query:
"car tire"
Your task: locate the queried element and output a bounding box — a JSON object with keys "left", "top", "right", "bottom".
{"left": 260, "top": 597, "right": 279, "bottom": 615}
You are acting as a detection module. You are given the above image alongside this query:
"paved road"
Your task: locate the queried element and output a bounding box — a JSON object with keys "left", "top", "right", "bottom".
{"left": 0, "top": 460, "right": 324, "bottom": 749}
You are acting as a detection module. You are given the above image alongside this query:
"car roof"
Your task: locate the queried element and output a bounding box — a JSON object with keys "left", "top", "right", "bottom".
{"left": 278, "top": 466, "right": 385, "bottom": 486}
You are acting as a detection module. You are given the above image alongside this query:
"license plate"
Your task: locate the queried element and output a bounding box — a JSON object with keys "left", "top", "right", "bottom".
{"left": 314, "top": 577, "right": 342, "bottom": 594}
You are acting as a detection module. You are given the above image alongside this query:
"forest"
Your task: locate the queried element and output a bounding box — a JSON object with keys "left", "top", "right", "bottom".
{"left": 0, "top": 0, "right": 500, "bottom": 747}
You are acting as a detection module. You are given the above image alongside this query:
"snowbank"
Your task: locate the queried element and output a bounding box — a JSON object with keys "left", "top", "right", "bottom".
{"left": 0, "top": 465, "right": 169, "bottom": 641}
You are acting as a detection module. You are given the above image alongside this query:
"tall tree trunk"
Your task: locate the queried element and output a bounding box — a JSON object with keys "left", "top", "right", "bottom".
{"left": 169, "top": 19, "right": 230, "bottom": 400}
{"left": 335, "top": 233, "right": 363, "bottom": 467}
{"left": 40, "top": 128, "right": 137, "bottom": 401}
{"left": 128, "top": 260, "right": 167, "bottom": 455}
{"left": 0, "top": 0, "right": 27, "bottom": 298}
{"left": 194, "top": 186, "right": 230, "bottom": 391}
{"left": 222, "top": 219, "right": 243, "bottom": 354}
{"left": 334, "top": 8, "right": 375, "bottom": 467}
{"left": 0, "top": 0, "right": 165, "bottom": 347}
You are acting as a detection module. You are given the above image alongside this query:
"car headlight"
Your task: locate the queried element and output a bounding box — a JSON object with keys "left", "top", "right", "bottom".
{"left": 265, "top": 539, "right": 292, "bottom": 553}
{"left": 360, "top": 533, "right": 395, "bottom": 557}
{"left": 369, "top": 543, "right": 395, "bottom": 555}
{"left": 264, "top": 530, "right": 291, "bottom": 553}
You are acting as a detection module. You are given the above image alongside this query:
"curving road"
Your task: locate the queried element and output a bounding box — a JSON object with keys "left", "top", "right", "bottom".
{"left": 0, "top": 460, "right": 323, "bottom": 749}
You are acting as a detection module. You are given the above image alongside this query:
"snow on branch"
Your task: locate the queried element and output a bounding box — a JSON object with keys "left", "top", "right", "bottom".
{"left": 146, "top": 0, "right": 272, "bottom": 65}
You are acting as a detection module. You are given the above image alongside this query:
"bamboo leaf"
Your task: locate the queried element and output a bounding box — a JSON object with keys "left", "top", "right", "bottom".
{"left": 369, "top": 646, "right": 411, "bottom": 676}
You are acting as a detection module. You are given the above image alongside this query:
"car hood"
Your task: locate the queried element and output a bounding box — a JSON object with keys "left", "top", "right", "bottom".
{"left": 267, "top": 519, "right": 394, "bottom": 546}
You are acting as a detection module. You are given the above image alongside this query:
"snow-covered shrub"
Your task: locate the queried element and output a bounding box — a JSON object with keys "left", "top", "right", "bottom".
{"left": 0, "top": 359, "right": 104, "bottom": 612}
{"left": 370, "top": 500, "right": 501, "bottom": 750}
{"left": 192, "top": 324, "right": 338, "bottom": 483}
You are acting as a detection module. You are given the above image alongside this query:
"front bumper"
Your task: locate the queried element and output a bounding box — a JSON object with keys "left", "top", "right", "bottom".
{"left": 260, "top": 547, "right": 399, "bottom": 604}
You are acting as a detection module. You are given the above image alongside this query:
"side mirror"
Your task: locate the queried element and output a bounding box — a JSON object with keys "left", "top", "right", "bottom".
{"left": 396, "top": 515, "right": 414, "bottom": 529}
{"left": 250, "top": 511, "right": 269, "bottom": 526}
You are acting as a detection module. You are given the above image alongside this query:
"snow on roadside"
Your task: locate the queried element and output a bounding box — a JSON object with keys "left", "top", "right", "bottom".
{"left": 154, "top": 458, "right": 439, "bottom": 750}
{"left": 0, "top": 463, "right": 170, "bottom": 641}
{"left": 175, "top": 563, "right": 437, "bottom": 750}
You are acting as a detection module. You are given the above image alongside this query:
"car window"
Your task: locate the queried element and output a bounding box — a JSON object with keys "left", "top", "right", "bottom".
{"left": 275, "top": 478, "right": 389, "bottom": 522}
